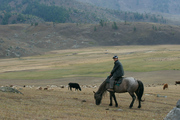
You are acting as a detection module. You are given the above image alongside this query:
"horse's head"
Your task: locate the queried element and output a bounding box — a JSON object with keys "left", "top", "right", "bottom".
{"left": 93, "top": 91, "right": 102, "bottom": 105}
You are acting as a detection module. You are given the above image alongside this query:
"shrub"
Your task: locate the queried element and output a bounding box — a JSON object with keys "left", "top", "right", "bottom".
{"left": 99, "top": 20, "right": 104, "bottom": 27}
{"left": 94, "top": 26, "right": 97, "bottom": 31}
{"left": 35, "top": 22, "right": 38, "bottom": 26}
{"left": 112, "top": 22, "right": 118, "bottom": 30}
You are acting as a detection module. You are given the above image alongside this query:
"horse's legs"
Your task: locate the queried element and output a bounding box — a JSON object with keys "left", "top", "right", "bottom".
{"left": 109, "top": 92, "right": 118, "bottom": 107}
{"left": 112, "top": 93, "right": 118, "bottom": 107}
{"left": 109, "top": 92, "right": 113, "bottom": 106}
{"left": 129, "top": 92, "right": 136, "bottom": 108}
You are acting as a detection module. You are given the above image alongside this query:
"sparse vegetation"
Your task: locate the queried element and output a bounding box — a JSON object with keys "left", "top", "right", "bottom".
{"left": 0, "top": 22, "right": 180, "bottom": 58}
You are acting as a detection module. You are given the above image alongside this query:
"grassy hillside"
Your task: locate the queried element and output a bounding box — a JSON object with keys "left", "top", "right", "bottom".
{"left": 0, "top": 22, "right": 180, "bottom": 58}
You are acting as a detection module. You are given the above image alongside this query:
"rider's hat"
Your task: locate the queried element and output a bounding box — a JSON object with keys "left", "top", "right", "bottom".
{"left": 113, "top": 56, "right": 118, "bottom": 59}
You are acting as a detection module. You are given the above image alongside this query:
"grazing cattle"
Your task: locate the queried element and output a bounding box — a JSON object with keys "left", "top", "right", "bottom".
{"left": 60, "top": 85, "right": 65, "bottom": 88}
{"left": 44, "top": 87, "right": 48, "bottom": 90}
{"left": 39, "top": 87, "right": 42, "bottom": 90}
{"left": 175, "top": 81, "right": 180, "bottom": 85}
{"left": 163, "top": 84, "right": 168, "bottom": 90}
{"left": 68, "top": 83, "right": 81, "bottom": 91}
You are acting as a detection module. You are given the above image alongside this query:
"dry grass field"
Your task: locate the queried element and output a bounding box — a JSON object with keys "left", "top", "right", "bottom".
{"left": 0, "top": 85, "right": 179, "bottom": 120}
{"left": 0, "top": 45, "right": 180, "bottom": 120}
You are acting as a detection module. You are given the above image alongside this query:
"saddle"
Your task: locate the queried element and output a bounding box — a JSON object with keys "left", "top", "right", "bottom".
{"left": 106, "top": 76, "right": 124, "bottom": 86}
{"left": 115, "top": 77, "right": 123, "bottom": 85}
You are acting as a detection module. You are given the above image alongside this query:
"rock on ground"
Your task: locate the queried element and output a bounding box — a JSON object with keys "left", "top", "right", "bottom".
{"left": 164, "top": 99, "right": 180, "bottom": 120}
{"left": 0, "top": 87, "right": 23, "bottom": 95}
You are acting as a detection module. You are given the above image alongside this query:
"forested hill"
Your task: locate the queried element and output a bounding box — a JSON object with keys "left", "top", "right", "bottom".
{"left": 0, "top": 0, "right": 168, "bottom": 25}
{"left": 77, "top": 0, "right": 180, "bottom": 15}
{"left": 77, "top": 0, "right": 180, "bottom": 25}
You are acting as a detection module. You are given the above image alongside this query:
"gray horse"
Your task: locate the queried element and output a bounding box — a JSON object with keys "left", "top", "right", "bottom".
{"left": 94, "top": 77, "right": 144, "bottom": 108}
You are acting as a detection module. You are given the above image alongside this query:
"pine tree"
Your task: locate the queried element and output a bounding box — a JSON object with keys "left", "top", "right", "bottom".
{"left": 112, "top": 22, "right": 118, "bottom": 30}
{"left": 99, "top": 20, "right": 104, "bottom": 27}
{"left": 94, "top": 26, "right": 97, "bottom": 31}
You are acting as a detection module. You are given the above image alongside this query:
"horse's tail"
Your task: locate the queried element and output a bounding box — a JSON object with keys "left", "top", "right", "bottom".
{"left": 136, "top": 80, "right": 144, "bottom": 102}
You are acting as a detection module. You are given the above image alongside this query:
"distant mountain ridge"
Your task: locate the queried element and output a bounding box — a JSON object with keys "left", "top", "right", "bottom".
{"left": 77, "top": 0, "right": 180, "bottom": 15}
{"left": 0, "top": 0, "right": 170, "bottom": 25}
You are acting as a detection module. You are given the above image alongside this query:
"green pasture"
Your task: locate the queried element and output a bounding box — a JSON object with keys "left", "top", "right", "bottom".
{"left": 0, "top": 46, "right": 180, "bottom": 80}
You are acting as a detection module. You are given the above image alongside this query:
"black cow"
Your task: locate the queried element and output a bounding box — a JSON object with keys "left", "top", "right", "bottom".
{"left": 68, "top": 83, "right": 81, "bottom": 91}
{"left": 175, "top": 81, "right": 180, "bottom": 85}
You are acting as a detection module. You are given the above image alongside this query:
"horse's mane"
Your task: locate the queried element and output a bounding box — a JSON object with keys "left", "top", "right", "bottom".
{"left": 96, "top": 80, "right": 107, "bottom": 96}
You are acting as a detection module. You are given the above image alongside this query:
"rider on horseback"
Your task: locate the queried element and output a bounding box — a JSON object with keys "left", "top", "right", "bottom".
{"left": 107, "top": 56, "right": 124, "bottom": 92}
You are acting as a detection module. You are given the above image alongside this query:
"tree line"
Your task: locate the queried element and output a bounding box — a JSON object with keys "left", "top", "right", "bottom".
{"left": 23, "top": 2, "right": 70, "bottom": 23}
{"left": 0, "top": 0, "right": 70, "bottom": 25}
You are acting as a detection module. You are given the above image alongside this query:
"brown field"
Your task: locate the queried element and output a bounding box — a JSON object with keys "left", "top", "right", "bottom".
{"left": 0, "top": 45, "right": 180, "bottom": 120}
{"left": 0, "top": 85, "right": 179, "bottom": 120}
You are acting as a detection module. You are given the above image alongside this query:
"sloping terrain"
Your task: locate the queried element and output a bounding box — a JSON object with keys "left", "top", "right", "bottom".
{"left": 1, "top": 22, "right": 180, "bottom": 58}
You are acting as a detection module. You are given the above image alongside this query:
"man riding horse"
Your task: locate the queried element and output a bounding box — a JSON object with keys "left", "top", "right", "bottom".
{"left": 107, "top": 55, "right": 124, "bottom": 92}
{"left": 94, "top": 56, "right": 144, "bottom": 108}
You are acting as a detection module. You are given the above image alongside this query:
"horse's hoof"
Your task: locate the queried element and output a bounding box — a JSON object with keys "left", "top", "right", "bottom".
{"left": 138, "top": 106, "right": 141, "bottom": 108}
{"left": 129, "top": 106, "right": 133, "bottom": 109}
{"left": 115, "top": 104, "right": 118, "bottom": 107}
{"left": 109, "top": 104, "right": 112, "bottom": 106}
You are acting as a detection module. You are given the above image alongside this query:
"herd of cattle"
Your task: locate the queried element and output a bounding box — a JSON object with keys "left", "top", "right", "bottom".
{"left": 24, "top": 83, "right": 97, "bottom": 91}
{"left": 40, "top": 81, "right": 180, "bottom": 91}
{"left": 5, "top": 81, "right": 180, "bottom": 91}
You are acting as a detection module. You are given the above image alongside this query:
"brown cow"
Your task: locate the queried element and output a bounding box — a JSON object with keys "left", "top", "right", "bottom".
{"left": 163, "top": 84, "right": 168, "bottom": 90}
{"left": 175, "top": 81, "right": 180, "bottom": 85}
{"left": 39, "top": 87, "right": 42, "bottom": 90}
